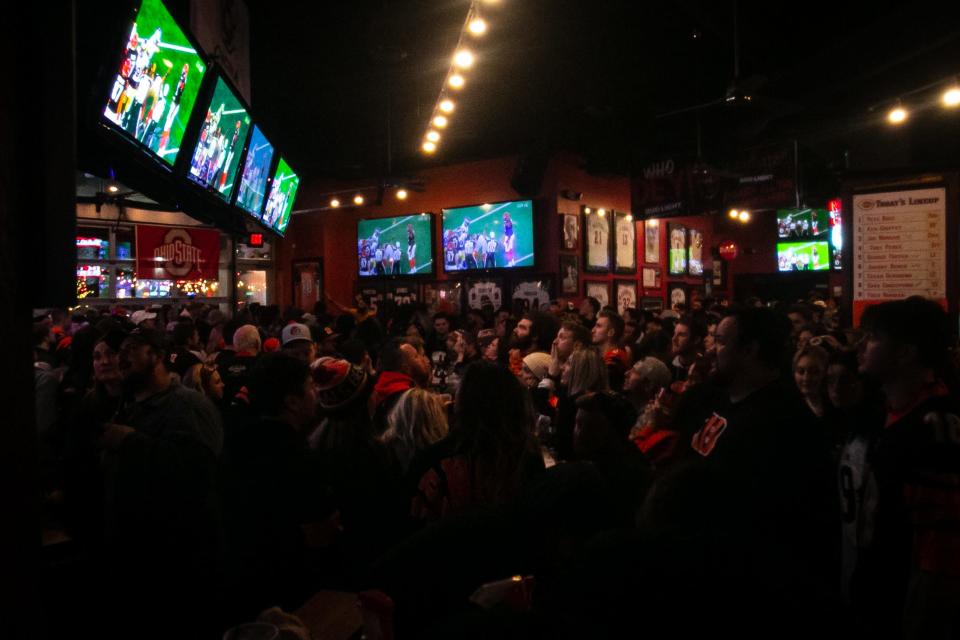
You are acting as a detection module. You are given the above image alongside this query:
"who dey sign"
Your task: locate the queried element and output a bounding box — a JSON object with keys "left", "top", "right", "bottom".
{"left": 136, "top": 225, "right": 221, "bottom": 280}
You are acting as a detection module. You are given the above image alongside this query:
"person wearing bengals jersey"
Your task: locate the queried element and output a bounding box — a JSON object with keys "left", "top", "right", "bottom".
{"left": 658, "top": 307, "right": 838, "bottom": 633}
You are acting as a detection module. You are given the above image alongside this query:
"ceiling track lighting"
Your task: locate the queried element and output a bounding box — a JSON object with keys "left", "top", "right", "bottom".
{"left": 421, "top": 0, "right": 499, "bottom": 154}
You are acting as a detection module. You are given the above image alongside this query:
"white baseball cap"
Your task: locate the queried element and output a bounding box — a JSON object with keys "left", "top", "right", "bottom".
{"left": 131, "top": 310, "right": 157, "bottom": 326}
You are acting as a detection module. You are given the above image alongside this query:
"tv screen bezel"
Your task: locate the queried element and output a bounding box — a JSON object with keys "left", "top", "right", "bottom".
{"left": 440, "top": 198, "right": 537, "bottom": 274}
{"left": 98, "top": 0, "right": 211, "bottom": 172}
{"left": 357, "top": 212, "right": 436, "bottom": 279}
{"left": 182, "top": 70, "right": 255, "bottom": 205}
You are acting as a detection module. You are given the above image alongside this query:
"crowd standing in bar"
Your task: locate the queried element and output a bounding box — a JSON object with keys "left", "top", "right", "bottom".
{"left": 33, "top": 292, "right": 960, "bottom": 638}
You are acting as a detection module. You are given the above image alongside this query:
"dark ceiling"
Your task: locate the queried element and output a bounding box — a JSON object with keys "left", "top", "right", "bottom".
{"left": 77, "top": 1, "right": 960, "bottom": 187}
{"left": 245, "top": 0, "right": 960, "bottom": 182}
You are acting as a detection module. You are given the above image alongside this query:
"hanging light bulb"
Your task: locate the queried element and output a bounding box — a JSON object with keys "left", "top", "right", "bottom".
{"left": 426, "top": 130, "right": 441, "bottom": 143}
{"left": 943, "top": 87, "right": 960, "bottom": 108}
{"left": 469, "top": 17, "right": 487, "bottom": 35}
{"left": 433, "top": 115, "right": 448, "bottom": 128}
{"left": 330, "top": 198, "right": 340, "bottom": 208}
{"left": 738, "top": 210, "right": 751, "bottom": 222}
{"left": 453, "top": 50, "right": 475, "bottom": 69}
{"left": 422, "top": 141, "right": 437, "bottom": 153}
{"left": 887, "top": 104, "right": 908, "bottom": 125}
{"left": 439, "top": 99, "right": 455, "bottom": 113}
{"left": 353, "top": 194, "right": 365, "bottom": 205}
{"left": 728, "top": 209, "right": 739, "bottom": 219}
{"left": 448, "top": 73, "right": 465, "bottom": 89}
{"left": 396, "top": 189, "right": 408, "bottom": 200}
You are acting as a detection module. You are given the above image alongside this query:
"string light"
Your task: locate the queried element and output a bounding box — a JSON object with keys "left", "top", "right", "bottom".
{"left": 354, "top": 194, "right": 365, "bottom": 205}
{"left": 887, "top": 105, "right": 908, "bottom": 125}
{"left": 453, "top": 50, "right": 475, "bottom": 69}
{"left": 396, "top": 189, "right": 408, "bottom": 200}
{"left": 943, "top": 87, "right": 960, "bottom": 107}
{"left": 738, "top": 210, "right": 751, "bottom": 222}
{"left": 330, "top": 198, "right": 340, "bottom": 208}
{"left": 728, "top": 209, "right": 739, "bottom": 219}
{"left": 421, "top": 1, "right": 500, "bottom": 153}
{"left": 426, "top": 130, "right": 441, "bottom": 142}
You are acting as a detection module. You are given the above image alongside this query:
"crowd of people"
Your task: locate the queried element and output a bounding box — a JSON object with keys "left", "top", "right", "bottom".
{"left": 32, "top": 292, "right": 960, "bottom": 638}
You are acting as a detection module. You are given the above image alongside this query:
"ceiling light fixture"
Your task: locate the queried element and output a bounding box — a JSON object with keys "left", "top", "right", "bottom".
{"left": 453, "top": 50, "right": 475, "bottom": 69}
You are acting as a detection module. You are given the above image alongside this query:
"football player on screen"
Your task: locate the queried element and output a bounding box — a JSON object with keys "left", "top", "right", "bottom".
{"left": 502, "top": 212, "right": 516, "bottom": 266}
{"left": 407, "top": 224, "right": 417, "bottom": 271}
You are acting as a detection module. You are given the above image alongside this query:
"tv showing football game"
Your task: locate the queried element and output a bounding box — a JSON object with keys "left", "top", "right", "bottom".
{"left": 441, "top": 200, "right": 535, "bottom": 272}
{"left": 777, "top": 208, "right": 829, "bottom": 240}
{"left": 236, "top": 125, "right": 274, "bottom": 218}
{"left": 262, "top": 157, "right": 300, "bottom": 235}
{"left": 102, "top": 0, "right": 207, "bottom": 167}
{"left": 357, "top": 214, "right": 434, "bottom": 277}
{"left": 187, "top": 76, "right": 251, "bottom": 201}
{"left": 777, "top": 241, "right": 830, "bottom": 272}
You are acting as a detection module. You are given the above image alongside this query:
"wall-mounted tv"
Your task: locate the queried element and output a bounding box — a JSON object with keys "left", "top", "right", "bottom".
{"left": 357, "top": 214, "right": 434, "bottom": 277}
{"left": 235, "top": 125, "right": 274, "bottom": 218}
{"left": 262, "top": 157, "right": 300, "bottom": 235}
{"left": 777, "top": 241, "right": 830, "bottom": 272}
{"left": 778, "top": 206, "right": 842, "bottom": 271}
{"left": 102, "top": 0, "right": 208, "bottom": 167}
{"left": 777, "top": 208, "right": 829, "bottom": 240}
{"left": 186, "top": 76, "right": 251, "bottom": 201}
{"left": 441, "top": 200, "right": 534, "bottom": 272}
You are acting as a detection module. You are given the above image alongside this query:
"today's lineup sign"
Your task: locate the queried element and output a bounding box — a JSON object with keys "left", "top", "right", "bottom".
{"left": 852, "top": 187, "right": 947, "bottom": 324}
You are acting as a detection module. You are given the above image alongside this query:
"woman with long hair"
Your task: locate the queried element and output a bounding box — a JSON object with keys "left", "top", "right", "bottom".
{"left": 410, "top": 361, "right": 543, "bottom": 522}
{"left": 382, "top": 388, "right": 449, "bottom": 474}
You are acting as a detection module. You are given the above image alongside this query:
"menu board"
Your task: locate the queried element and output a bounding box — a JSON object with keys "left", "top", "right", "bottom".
{"left": 852, "top": 187, "right": 946, "bottom": 324}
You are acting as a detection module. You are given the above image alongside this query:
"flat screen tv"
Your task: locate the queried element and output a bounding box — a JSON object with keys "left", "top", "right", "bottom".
{"left": 102, "top": 0, "right": 208, "bottom": 167}
{"left": 235, "top": 125, "right": 274, "bottom": 218}
{"left": 261, "top": 157, "right": 300, "bottom": 235}
{"left": 777, "top": 208, "right": 829, "bottom": 240}
{"left": 186, "top": 76, "right": 251, "bottom": 201}
{"left": 777, "top": 241, "right": 830, "bottom": 272}
{"left": 357, "top": 214, "right": 434, "bottom": 277}
{"left": 441, "top": 200, "right": 534, "bottom": 272}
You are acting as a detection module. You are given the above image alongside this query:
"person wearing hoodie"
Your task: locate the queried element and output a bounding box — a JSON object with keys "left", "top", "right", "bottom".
{"left": 370, "top": 337, "right": 432, "bottom": 436}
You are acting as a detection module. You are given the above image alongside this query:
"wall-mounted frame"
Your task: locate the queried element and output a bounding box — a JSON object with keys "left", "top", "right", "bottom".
{"left": 615, "top": 280, "right": 638, "bottom": 315}
{"left": 614, "top": 211, "right": 637, "bottom": 274}
{"left": 688, "top": 228, "right": 704, "bottom": 276}
{"left": 584, "top": 280, "right": 611, "bottom": 309}
{"left": 583, "top": 205, "right": 612, "bottom": 273}
{"left": 668, "top": 222, "right": 688, "bottom": 275}
{"left": 560, "top": 254, "right": 579, "bottom": 295}
{"left": 642, "top": 266, "right": 661, "bottom": 289}
{"left": 668, "top": 282, "right": 689, "bottom": 310}
{"left": 642, "top": 297, "right": 664, "bottom": 313}
{"left": 562, "top": 214, "right": 580, "bottom": 251}
{"left": 466, "top": 278, "right": 505, "bottom": 311}
{"left": 422, "top": 280, "right": 464, "bottom": 314}
{"left": 644, "top": 219, "right": 661, "bottom": 264}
